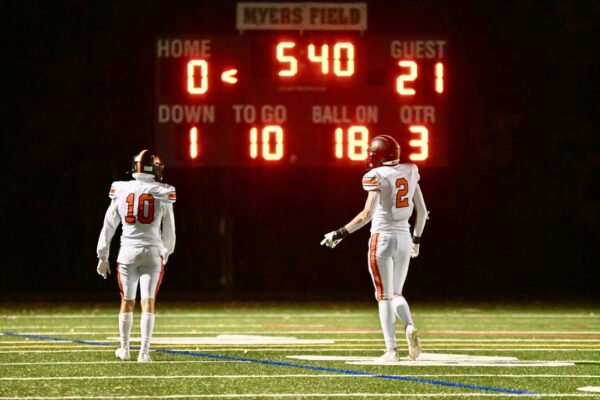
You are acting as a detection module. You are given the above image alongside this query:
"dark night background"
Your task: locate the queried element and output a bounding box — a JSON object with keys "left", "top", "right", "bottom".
{"left": 2, "top": 1, "right": 598, "bottom": 303}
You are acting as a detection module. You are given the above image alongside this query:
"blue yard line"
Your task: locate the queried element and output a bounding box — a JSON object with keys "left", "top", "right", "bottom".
{"left": 2, "top": 331, "right": 537, "bottom": 395}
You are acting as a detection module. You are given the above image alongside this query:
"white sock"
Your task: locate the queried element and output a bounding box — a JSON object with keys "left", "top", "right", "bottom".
{"left": 140, "top": 312, "right": 155, "bottom": 353}
{"left": 378, "top": 300, "right": 396, "bottom": 350}
{"left": 392, "top": 296, "right": 414, "bottom": 330}
{"left": 118, "top": 312, "right": 133, "bottom": 349}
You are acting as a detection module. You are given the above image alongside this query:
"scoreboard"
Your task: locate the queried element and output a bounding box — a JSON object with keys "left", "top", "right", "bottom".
{"left": 155, "top": 35, "right": 448, "bottom": 167}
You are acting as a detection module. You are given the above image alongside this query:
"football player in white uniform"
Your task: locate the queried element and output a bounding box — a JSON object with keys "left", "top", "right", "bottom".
{"left": 321, "top": 135, "right": 428, "bottom": 362}
{"left": 96, "top": 150, "right": 176, "bottom": 362}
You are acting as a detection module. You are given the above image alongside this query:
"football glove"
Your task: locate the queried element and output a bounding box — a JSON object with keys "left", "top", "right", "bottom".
{"left": 410, "top": 243, "right": 420, "bottom": 258}
{"left": 320, "top": 228, "right": 349, "bottom": 249}
{"left": 321, "top": 231, "right": 341, "bottom": 248}
{"left": 161, "top": 248, "right": 169, "bottom": 266}
{"left": 97, "top": 260, "right": 111, "bottom": 279}
{"left": 411, "top": 235, "right": 421, "bottom": 258}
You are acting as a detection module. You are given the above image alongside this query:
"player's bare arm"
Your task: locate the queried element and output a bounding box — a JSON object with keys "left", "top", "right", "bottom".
{"left": 410, "top": 184, "right": 429, "bottom": 258}
{"left": 96, "top": 199, "right": 121, "bottom": 278}
{"left": 321, "top": 190, "right": 379, "bottom": 248}
{"left": 344, "top": 190, "right": 379, "bottom": 233}
{"left": 161, "top": 202, "right": 176, "bottom": 264}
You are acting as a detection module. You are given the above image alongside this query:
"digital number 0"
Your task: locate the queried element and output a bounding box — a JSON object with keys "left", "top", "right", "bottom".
{"left": 187, "top": 60, "right": 208, "bottom": 95}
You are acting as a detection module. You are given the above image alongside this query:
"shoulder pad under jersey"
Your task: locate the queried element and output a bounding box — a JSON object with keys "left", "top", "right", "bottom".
{"left": 151, "top": 183, "right": 177, "bottom": 203}
{"left": 108, "top": 181, "right": 126, "bottom": 200}
{"left": 362, "top": 170, "right": 380, "bottom": 191}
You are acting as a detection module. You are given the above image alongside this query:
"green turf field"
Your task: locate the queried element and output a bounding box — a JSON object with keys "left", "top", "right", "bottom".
{"left": 1, "top": 303, "right": 599, "bottom": 399}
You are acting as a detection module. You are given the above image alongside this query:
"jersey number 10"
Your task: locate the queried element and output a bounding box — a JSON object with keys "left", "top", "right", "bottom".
{"left": 125, "top": 193, "right": 155, "bottom": 224}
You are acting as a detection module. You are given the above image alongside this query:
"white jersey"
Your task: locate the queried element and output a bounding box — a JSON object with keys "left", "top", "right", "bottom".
{"left": 362, "top": 163, "right": 420, "bottom": 234}
{"left": 97, "top": 174, "right": 176, "bottom": 262}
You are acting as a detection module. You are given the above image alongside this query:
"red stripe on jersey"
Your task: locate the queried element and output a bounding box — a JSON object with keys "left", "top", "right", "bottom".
{"left": 154, "top": 257, "right": 165, "bottom": 298}
{"left": 116, "top": 264, "right": 124, "bottom": 299}
{"left": 109, "top": 187, "right": 116, "bottom": 195}
{"left": 168, "top": 193, "right": 177, "bottom": 200}
{"left": 362, "top": 177, "right": 377, "bottom": 185}
{"left": 369, "top": 233, "right": 384, "bottom": 301}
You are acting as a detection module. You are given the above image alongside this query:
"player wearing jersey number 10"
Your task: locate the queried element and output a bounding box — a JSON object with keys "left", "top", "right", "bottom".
{"left": 96, "top": 150, "right": 176, "bottom": 362}
{"left": 321, "top": 135, "right": 429, "bottom": 362}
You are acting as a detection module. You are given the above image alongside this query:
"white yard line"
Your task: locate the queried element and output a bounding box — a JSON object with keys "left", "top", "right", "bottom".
{"left": 0, "top": 350, "right": 123, "bottom": 354}
{"left": 2, "top": 360, "right": 598, "bottom": 366}
{"left": 339, "top": 339, "right": 600, "bottom": 342}
{"left": 1, "top": 347, "right": 600, "bottom": 353}
{"left": 2, "top": 314, "right": 364, "bottom": 319}
{"left": 3, "top": 331, "right": 600, "bottom": 336}
{"left": 0, "top": 341, "right": 56, "bottom": 344}
{"left": 3, "top": 334, "right": 600, "bottom": 340}
{"left": 0, "top": 325, "right": 263, "bottom": 329}
{"left": 1, "top": 312, "right": 597, "bottom": 319}
{"left": 0, "top": 361, "right": 245, "bottom": 365}
{"left": 1, "top": 342, "right": 599, "bottom": 349}
{"left": 1, "top": 374, "right": 599, "bottom": 381}
{"left": 0, "top": 393, "right": 598, "bottom": 399}
{"left": 0, "top": 374, "right": 357, "bottom": 381}
{"left": 417, "top": 314, "right": 598, "bottom": 319}
{"left": 1, "top": 332, "right": 281, "bottom": 335}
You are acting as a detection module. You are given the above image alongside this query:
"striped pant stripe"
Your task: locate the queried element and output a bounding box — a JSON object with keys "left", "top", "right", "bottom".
{"left": 369, "top": 233, "right": 384, "bottom": 301}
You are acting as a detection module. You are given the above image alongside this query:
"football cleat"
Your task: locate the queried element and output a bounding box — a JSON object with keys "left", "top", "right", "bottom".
{"left": 366, "top": 135, "right": 400, "bottom": 169}
{"left": 115, "top": 347, "right": 130, "bottom": 361}
{"left": 405, "top": 324, "right": 422, "bottom": 360}
{"left": 137, "top": 351, "right": 152, "bottom": 363}
{"left": 131, "top": 149, "right": 165, "bottom": 182}
{"left": 375, "top": 349, "right": 400, "bottom": 363}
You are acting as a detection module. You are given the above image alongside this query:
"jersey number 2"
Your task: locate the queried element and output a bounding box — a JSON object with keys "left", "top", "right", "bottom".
{"left": 395, "top": 178, "right": 409, "bottom": 208}
{"left": 125, "top": 193, "right": 155, "bottom": 224}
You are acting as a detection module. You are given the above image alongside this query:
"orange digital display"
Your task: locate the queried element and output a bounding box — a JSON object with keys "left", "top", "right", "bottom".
{"left": 156, "top": 36, "right": 448, "bottom": 167}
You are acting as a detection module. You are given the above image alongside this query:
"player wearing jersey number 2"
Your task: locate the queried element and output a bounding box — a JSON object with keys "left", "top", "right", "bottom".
{"left": 321, "top": 135, "right": 428, "bottom": 362}
{"left": 96, "top": 150, "right": 176, "bottom": 362}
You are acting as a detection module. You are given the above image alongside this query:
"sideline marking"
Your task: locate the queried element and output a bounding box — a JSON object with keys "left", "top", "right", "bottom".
{"left": 108, "top": 334, "right": 334, "bottom": 345}
{"left": 289, "top": 353, "right": 574, "bottom": 367}
{"left": 1, "top": 332, "right": 535, "bottom": 395}
{"left": 0, "top": 360, "right": 245, "bottom": 365}
{"left": 578, "top": 387, "right": 600, "bottom": 393}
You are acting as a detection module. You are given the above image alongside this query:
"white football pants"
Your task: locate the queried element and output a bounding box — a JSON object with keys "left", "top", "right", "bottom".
{"left": 367, "top": 233, "right": 412, "bottom": 301}
{"left": 116, "top": 246, "right": 164, "bottom": 300}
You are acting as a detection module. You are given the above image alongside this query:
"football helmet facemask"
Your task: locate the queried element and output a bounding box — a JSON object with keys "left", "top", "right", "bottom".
{"left": 131, "top": 149, "right": 164, "bottom": 182}
{"left": 366, "top": 135, "right": 400, "bottom": 169}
